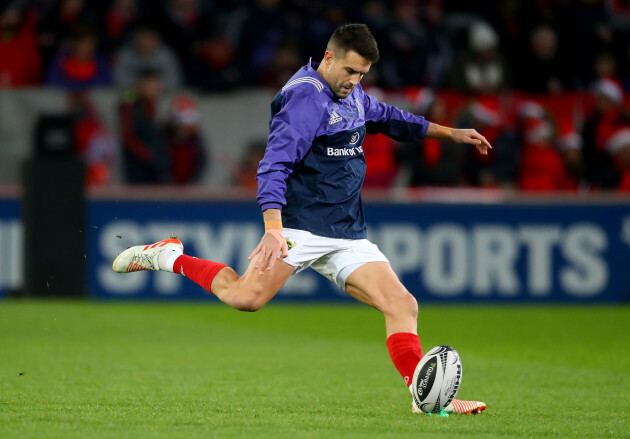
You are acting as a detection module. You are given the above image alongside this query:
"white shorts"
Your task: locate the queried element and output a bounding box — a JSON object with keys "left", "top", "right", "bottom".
{"left": 282, "top": 228, "right": 389, "bottom": 290}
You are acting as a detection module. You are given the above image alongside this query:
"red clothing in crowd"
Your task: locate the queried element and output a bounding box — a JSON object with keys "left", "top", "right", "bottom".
{"left": 363, "top": 133, "right": 398, "bottom": 188}
{"left": 166, "top": 95, "right": 206, "bottom": 184}
{"left": 0, "top": 10, "right": 41, "bottom": 86}
{"left": 72, "top": 95, "right": 117, "bottom": 186}
{"left": 518, "top": 143, "right": 576, "bottom": 191}
{"left": 167, "top": 128, "right": 206, "bottom": 184}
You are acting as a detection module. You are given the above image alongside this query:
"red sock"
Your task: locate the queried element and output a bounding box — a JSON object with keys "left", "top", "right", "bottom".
{"left": 173, "top": 255, "right": 228, "bottom": 294}
{"left": 386, "top": 332, "right": 423, "bottom": 388}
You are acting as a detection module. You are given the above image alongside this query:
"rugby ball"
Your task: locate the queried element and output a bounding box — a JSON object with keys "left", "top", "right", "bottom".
{"left": 411, "top": 345, "right": 462, "bottom": 413}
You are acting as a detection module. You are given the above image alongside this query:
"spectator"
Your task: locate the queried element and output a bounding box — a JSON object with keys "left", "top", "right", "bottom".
{"left": 68, "top": 90, "right": 117, "bottom": 186}
{"left": 556, "top": 116, "right": 587, "bottom": 187}
{"left": 379, "top": 0, "right": 427, "bottom": 87}
{"left": 450, "top": 21, "right": 510, "bottom": 94}
{"left": 592, "top": 51, "right": 619, "bottom": 86}
{"left": 258, "top": 36, "right": 302, "bottom": 88}
{"left": 456, "top": 99, "right": 520, "bottom": 187}
{"left": 562, "top": 0, "right": 614, "bottom": 89}
{"left": 301, "top": 3, "right": 347, "bottom": 59}
{"left": 516, "top": 25, "right": 568, "bottom": 94}
{"left": 420, "top": 0, "right": 453, "bottom": 88}
{"left": 189, "top": 34, "right": 242, "bottom": 91}
{"left": 237, "top": 0, "right": 293, "bottom": 86}
{"left": 400, "top": 91, "right": 466, "bottom": 186}
{"left": 488, "top": 0, "right": 527, "bottom": 78}
{"left": 46, "top": 25, "right": 111, "bottom": 89}
{"left": 582, "top": 78, "right": 630, "bottom": 189}
{"left": 601, "top": 126, "right": 630, "bottom": 192}
{"left": 516, "top": 102, "right": 578, "bottom": 191}
{"left": 0, "top": 6, "right": 41, "bottom": 87}
{"left": 119, "top": 69, "right": 170, "bottom": 184}
{"left": 357, "top": 0, "right": 390, "bottom": 84}
{"left": 38, "top": 0, "right": 95, "bottom": 69}
{"left": 154, "top": 0, "right": 214, "bottom": 85}
{"left": 358, "top": 0, "right": 391, "bottom": 44}
{"left": 102, "top": 0, "right": 142, "bottom": 54}
{"left": 165, "top": 95, "right": 207, "bottom": 184}
{"left": 114, "top": 26, "right": 183, "bottom": 91}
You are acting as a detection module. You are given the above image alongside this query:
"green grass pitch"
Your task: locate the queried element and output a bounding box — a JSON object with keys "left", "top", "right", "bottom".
{"left": 0, "top": 301, "right": 628, "bottom": 438}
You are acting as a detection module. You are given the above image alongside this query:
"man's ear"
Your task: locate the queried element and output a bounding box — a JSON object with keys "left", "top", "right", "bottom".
{"left": 324, "top": 50, "right": 334, "bottom": 67}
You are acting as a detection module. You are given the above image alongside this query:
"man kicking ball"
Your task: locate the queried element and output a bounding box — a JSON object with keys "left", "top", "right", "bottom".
{"left": 113, "top": 23, "right": 487, "bottom": 415}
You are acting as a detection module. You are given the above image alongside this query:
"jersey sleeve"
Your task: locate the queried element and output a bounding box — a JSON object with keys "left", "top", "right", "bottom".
{"left": 256, "top": 87, "right": 324, "bottom": 211}
{"left": 362, "top": 90, "right": 430, "bottom": 141}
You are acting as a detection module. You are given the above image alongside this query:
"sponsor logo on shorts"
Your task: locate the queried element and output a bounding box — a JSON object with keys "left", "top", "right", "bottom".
{"left": 285, "top": 238, "right": 296, "bottom": 250}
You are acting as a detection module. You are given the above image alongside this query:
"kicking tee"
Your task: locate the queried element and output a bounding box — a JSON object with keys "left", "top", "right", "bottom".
{"left": 256, "top": 60, "right": 430, "bottom": 239}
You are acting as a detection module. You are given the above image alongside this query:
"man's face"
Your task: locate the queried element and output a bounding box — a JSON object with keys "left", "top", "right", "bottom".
{"left": 321, "top": 49, "right": 371, "bottom": 99}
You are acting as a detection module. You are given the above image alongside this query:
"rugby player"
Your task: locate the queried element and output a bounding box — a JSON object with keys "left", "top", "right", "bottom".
{"left": 114, "top": 23, "right": 489, "bottom": 414}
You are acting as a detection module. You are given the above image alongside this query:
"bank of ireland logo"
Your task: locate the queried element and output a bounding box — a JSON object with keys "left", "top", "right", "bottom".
{"left": 349, "top": 131, "right": 360, "bottom": 145}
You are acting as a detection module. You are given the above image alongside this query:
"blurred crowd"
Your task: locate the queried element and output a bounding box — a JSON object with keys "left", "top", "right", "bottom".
{"left": 3, "top": 0, "right": 630, "bottom": 92}
{"left": 65, "top": 76, "right": 207, "bottom": 186}
{"left": 1, "top": 0, "right": 630, "bottom": 191}
{"left": 366, "top": 84, "right": 630, "bottom": 192}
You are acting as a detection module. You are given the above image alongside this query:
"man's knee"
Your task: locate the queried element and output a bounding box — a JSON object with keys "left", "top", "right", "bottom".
{"left": 229, "top": 287, "right": 269, "bottom": 312}
{"left": 405, "top": 292, "right": 419, "bottom": 317}
{"left": 382, "top": 288, "right": 418, "bottom": 319}
{"left": 234, "top": 300, "right": 264, "bottom": 312}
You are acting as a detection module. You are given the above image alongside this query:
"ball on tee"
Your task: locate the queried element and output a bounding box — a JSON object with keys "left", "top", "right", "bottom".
{"left": 411, "top": 345, "right": 462, "bottom": 413}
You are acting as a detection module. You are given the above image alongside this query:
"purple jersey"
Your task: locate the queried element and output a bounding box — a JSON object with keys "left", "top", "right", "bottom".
{"left": 256, "top": 61, "right": 430, "bottom": 239}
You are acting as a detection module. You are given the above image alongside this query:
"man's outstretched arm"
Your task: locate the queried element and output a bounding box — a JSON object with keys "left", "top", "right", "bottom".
{"left": 425, "top": 122, "right": 493, "bottom": 155}
{"left": 361, "top": 88, "right": 493, "bottom": 154}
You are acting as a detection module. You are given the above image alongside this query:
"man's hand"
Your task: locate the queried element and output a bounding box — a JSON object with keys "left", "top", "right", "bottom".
{"left": 249, "top": 208, "right": 288, "bottom": 274}
{"left": 426, "top": 123, "right": 493, "bottom": 155}
{"left": 248, "top": 230, "right": 289, "bottom": 274}
{"left": 451, "top": 128, "right": 493, "bottom": 155}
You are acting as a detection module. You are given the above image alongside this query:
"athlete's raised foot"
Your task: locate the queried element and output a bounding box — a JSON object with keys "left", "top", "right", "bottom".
{"left": 112, "top": 238, "right": 183, "bottom": 273}
{"left": 412, "top": 398, "right": 487, "bottom": 415}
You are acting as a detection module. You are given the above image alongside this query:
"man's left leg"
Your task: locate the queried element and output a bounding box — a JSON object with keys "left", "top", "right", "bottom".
{"left": 344, "top": 262, "right": 486, "bottom": 414}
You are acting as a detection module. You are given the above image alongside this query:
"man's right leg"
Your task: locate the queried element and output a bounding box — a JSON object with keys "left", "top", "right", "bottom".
{"left": 343, "top": 262, "right": 421, "bottom": 387}
{"left": 113, "top": 238, "right": 294, "bottom": 312}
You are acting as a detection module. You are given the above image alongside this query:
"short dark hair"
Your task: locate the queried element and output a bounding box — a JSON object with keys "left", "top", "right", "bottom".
{"left": 327, "top": 23, "right": 380, "bottom": 63}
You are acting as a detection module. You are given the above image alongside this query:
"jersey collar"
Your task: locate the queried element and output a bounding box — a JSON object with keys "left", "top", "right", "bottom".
{"left": 306, "top": 58, "right": 337, "bottom": 99}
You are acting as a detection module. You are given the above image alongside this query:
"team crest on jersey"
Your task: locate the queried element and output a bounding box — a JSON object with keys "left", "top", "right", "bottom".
{"left": 285, "top": 238, "right": 296, "bottom": 250}
{"left": 349, "top": 131, "right": 360, "bottom": 145}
